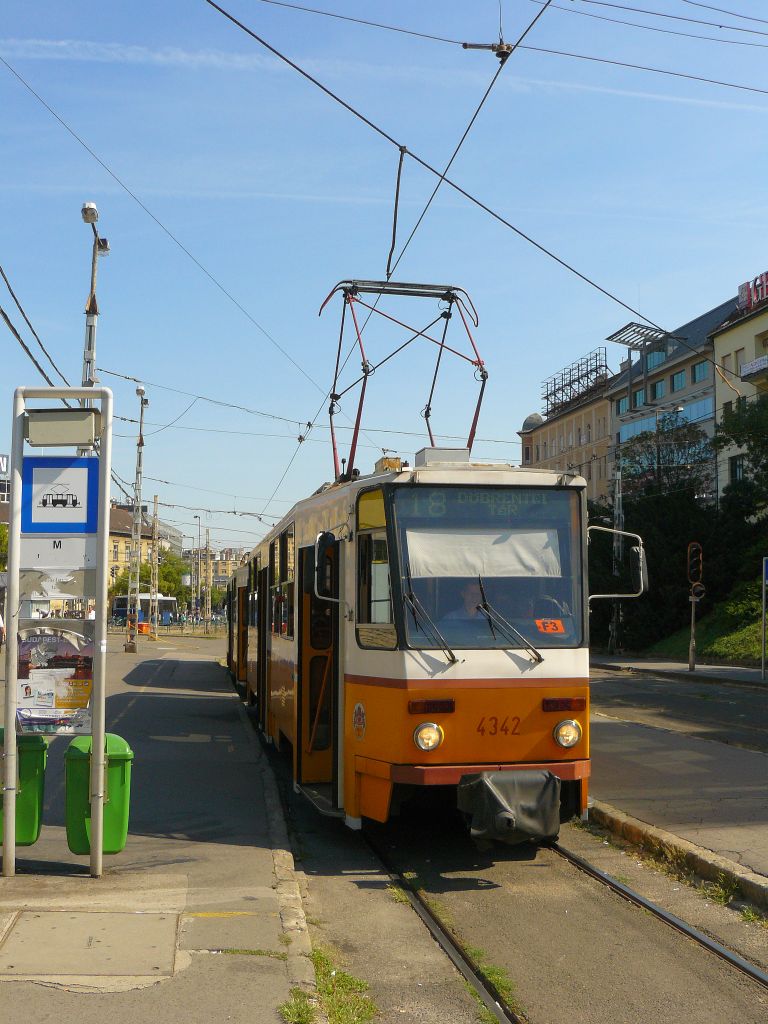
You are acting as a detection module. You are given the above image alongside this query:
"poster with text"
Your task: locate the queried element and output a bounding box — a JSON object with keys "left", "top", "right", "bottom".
{"left": 16, "top": 620, "right": 94, "bottom": 735}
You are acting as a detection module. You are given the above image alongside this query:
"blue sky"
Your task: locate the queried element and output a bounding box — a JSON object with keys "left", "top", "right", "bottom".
{"left": 2, "top": 0, "right": 767, "bottom": 550}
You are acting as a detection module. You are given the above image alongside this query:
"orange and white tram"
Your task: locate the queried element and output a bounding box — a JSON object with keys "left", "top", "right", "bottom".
{"left": 227, "top": 447, "right": 646, "bottom": 841}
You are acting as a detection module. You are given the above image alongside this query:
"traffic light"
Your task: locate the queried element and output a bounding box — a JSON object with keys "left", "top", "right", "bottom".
{"left": 687, "top": 541, "right": 703, "bottom": 584}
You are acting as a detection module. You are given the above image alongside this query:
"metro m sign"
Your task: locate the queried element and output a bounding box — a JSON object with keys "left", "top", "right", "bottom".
{"left": 0, "top": 453, "right": 8, "bottom": 477}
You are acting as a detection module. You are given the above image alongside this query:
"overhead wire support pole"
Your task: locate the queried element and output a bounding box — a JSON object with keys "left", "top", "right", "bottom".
{"left": 125, "top": 387, "right": 148, "bottom": 653}
{"left": 149, "top": 494, "right": 159, "bottom": 640}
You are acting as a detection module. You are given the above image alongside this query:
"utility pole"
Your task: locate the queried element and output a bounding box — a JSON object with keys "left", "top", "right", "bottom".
{"left": 608, "top": 453, "right": 624, "bottom": 655}
{"left": 79, "top": 203, "right": 109, "bottom": 456}
{"left": 194, "top": 514, "right": 201, "bottom": 627}
{"left": 149, "top": 493, "right": 159, "bottom": 640}
{"left": 204, "top": 528, "right": 212, "bottom": 631}
{"left": 125, "top": 386, "right": 148, "bottom": 653}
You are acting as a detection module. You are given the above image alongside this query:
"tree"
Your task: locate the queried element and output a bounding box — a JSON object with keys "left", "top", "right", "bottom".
{"left": 713, "top": 395, "right": 768, "bottom": 506}
{"left": 619, "top": 415, "right": 714, "bottom": 499}
{"left": 0, "top": 523, "right": 7, "bottom": 571}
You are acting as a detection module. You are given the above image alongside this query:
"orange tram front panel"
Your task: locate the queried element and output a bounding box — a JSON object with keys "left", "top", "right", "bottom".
{"left": 342, "top": 674, "right": 590, "bottom": 823}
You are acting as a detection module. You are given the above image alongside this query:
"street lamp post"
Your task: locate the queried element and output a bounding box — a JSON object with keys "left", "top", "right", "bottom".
{"left": 79, "top": 204, "right": 109, "bottom": 449}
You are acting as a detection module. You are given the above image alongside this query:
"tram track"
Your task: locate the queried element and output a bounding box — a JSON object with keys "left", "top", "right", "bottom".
{"left": 363, "top": 827, "right": 524, "bottom": 1024}
{"left": 363, "top": 826, "right": 768, "bottom": 1024}
{"left": 551, "top": 842, "right": 768, "bottom": 992}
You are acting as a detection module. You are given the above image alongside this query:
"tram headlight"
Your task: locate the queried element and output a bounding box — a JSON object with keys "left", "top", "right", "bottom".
{"left": 553, "top": 719, "right": 582, "bottom": 748}
{"left": 413, "top": 722, "right": 444, "bottom": 752}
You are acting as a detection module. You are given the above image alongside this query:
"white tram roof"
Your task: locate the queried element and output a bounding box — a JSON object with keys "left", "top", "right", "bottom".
{"left": 237, "top": 449, "right": 586, "bottom": 571}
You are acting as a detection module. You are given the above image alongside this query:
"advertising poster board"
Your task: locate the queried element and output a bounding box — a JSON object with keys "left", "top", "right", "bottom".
{"left": 16, "top": 619, "right": 94, "bottom": 735}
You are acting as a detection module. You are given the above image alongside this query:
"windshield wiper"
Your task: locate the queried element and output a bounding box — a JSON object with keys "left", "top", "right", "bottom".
{"left": 476, "top": 574, "right": 543, "bottom": 664}
{"left": 403, "top": 566, "right": 457, "bottom": 664}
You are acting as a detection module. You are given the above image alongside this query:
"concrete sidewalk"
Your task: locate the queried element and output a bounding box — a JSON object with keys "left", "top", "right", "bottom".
{"left": 589, "top": 657, "right": 768, "bottom": 909}
{"left": 592, "top": 654, "right": 765, "bottom": 688}
{"left": 0, "top": 638, "right": 313, "bottom": 1021}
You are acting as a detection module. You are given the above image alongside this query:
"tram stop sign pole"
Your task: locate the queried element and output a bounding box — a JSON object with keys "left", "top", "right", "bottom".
{"left": 2, "top": 386, "right": 113, "bottom": 878}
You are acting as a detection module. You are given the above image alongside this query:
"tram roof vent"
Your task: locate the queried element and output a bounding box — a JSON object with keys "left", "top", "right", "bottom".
{"left": 414, "top": 447, "right": 470, "bottom": 467}
{"left": 374, "top": 455, "right": 402, "bottom": 474}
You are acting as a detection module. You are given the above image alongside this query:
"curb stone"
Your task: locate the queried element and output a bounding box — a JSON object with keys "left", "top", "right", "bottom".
{"left": 589, "top": 799, "right": 768, "bottom": 911}
{"left": 590, "top": 661, "right": 765, "bottom": 691}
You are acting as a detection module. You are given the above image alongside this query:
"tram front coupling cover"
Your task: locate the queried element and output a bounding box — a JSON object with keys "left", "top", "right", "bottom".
{"left": 457, "top": 771, "right": 561, "bottom": 845}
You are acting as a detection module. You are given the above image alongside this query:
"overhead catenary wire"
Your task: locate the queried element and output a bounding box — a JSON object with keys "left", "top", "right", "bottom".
{"left": 385, "top": 0, "right": 555, "bottom": 286}
{"left": 0, "top": 55, "right": 328, "bottom": 400}
{"left": 144, "top": 475, "right": 296, "bottom": 504}
{"left": 566, "top": 0, "right": 768, "bottom": 37}
{"left": 528, "top": 0, "right": 768, "bottom": 50}
{"left": 0, "top": 264, "right": 71, "bottom": 385}
{"left": 682, "top": 0, "right": 768, "bottom": 24}
{"left": 1, "top": 304, "right": 60, "bottom": 389}
{"left": 97, "top": 366, "right": 308, "bottom": 428}
{"left": 199, "top": 0, "right": 757, "bottom": 393}
{"left": 246, "top": 0, "right": 768, "bottom": 98}
{"left": 519, "top": 41, "right": 768, "bottom": 98}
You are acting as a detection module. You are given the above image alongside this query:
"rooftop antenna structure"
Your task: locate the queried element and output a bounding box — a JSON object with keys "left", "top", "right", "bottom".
{"left": 318, "top": 280, "right": 487, "bottom": 481}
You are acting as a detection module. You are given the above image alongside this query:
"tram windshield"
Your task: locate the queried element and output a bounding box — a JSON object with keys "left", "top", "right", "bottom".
{"left": 392, "top": 486, "right": 583, "bottom": 650}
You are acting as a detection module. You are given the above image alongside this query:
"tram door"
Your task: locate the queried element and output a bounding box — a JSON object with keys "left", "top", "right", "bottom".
{"left": 236, "top": 587, "right": 248, "bottom": 683}
{"left": 256, "top": 566, "right": 270, "bottom": 733}
{"left": 297, "top": 543, "right": 338, "bottom": 789}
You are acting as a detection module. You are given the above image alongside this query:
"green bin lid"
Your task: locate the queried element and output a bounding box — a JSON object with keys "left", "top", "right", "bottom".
{"left": 65, "top": 733, "right": 134, "bottom": 761}
{"left": 0, "top": 727, "right": 47, "bottom": 750}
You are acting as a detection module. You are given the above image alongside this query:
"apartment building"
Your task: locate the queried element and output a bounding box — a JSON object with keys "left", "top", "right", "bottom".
{"left": 518, "top": 349, "right": 613, "bottom": 501}
{"left": 605, "top": 298, "right": 737, "bottom": 496}
{"left": 711, "top": 269, "right": 768, "bottom": 493}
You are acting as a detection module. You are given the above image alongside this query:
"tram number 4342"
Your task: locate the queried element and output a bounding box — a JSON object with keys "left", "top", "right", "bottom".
{"left": 476, "top": 715, "right": 520, "bottom": 737}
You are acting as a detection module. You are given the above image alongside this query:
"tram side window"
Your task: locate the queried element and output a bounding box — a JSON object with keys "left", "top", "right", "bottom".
{"left": 357, "top": 530, "right": 396, "bottom": 650}
{"left": 271, "top": 527, "right": 295, "bottom": 638}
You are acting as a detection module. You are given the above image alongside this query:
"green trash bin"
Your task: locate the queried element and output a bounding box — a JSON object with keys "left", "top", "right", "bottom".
{"left": 0, "top": 727, "right": 47, "bottom": 846}
{"left": 65, "top": 733, "right": 134, "bottom": 855}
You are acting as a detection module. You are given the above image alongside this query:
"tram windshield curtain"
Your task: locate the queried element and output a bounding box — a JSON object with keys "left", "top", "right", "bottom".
{"left": 404, "top": 527, "right": 562, "bottom": 579}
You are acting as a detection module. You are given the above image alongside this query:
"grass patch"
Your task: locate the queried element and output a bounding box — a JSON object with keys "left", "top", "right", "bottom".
{"left": 279, "top": 932, "right": 293, "bottom": 946}
{"left": 280, "top": 988, "right": 317, "bottom": 1024}
{"left": 461, "top": 979, "right": 499, "bottom": 1024}
{"left": 386, "top": 883, "right": 411, "bottom": 905}
{"left": 740, "top": 906, "right": 767, "bottom": 927}
{"left": 220, "top": 947, "right": 288, "bottom": 960}
{"left": 648, "top": 579, "right": 763, "bottom": 663}
{"left": 703, "top": 873, "right": 739, "bottom": 907}
{"left": 465, "top": 945, "right": 524, "bottom": 1017}
{"left": 312, "top": 947, "right": 377, "bottom": 1024}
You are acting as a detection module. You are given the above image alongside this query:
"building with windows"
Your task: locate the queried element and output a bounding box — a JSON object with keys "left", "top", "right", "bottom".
{"left": 107, "top": 505, "right": 156, "bottom": 584}
{"left": 518, "top": 349, "right": 614, "bottom": 502}
{"left": 711, "top": 270, "right": 768, "bottom": 493}
{"left": 0, "top": 453, "right": 8, "bottom": 504}
{"left": 605, "top": 298, "right": 737, "bottom": 497}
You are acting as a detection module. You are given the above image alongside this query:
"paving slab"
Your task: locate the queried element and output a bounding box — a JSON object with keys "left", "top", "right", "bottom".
{"left": 179, "top": 909, "right": 282, "bottom": 951}
{"left": 0, "top": 910, "right": 178, "bottom": 976}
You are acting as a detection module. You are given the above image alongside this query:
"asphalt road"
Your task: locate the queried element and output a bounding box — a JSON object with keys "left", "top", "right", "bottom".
{"left": 589, "top": 668, "right": 768, "bottom": 753}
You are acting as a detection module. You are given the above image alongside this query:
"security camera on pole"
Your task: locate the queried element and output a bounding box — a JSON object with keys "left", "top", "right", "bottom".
{"left": 687, "top": 541, "right": 705, "bottom": 672}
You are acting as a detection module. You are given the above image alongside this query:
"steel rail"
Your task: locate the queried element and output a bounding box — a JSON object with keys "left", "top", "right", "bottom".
{"left": 363, "top": 830, "right": 523, "bottom": 1024}
{"left": 552, "top": 842, "right": 768, "bottom": 990}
